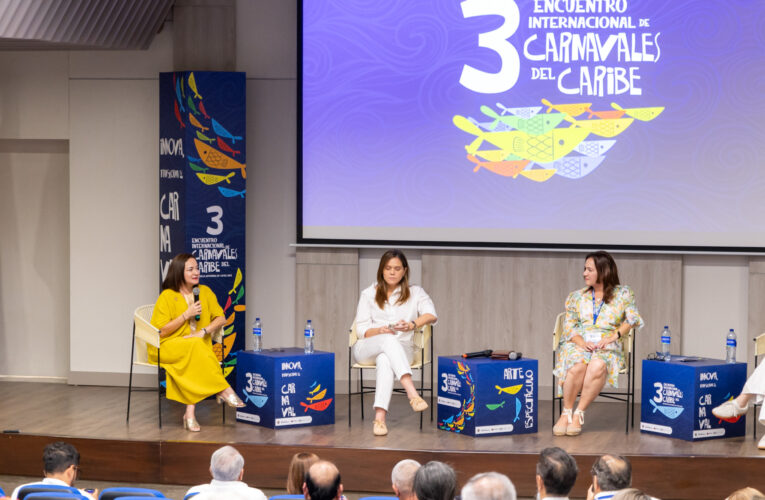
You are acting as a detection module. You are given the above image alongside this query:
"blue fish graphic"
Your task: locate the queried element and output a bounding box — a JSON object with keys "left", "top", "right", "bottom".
{"left": 212, "top": 118, "right": 243, "bottom": 144}
{"left": 175, "top": 79, "right": 185, "bottom": 112}
{"left": 573, "top": 140, "right": 616, "bottom": 157}
{"left": 218, "top": 187, "right": 246, "bottom": 198}
{"left": 649, "top": 399, "right": 684, "bottom": 419}
{"left": 243, "top": 393, "right": 268, "bottom": 408}
{"left": 514, "top": 398, "right": 521, "bottom": 422}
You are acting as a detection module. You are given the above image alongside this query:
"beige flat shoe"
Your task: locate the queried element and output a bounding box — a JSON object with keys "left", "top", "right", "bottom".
{"left": 183, "top": 415, "right": 201, "bottom": 432}
{"left": 553, "top": 408, "right": 572, "bottom": 436}
{"left": 566, "top": 409, "right": 584, "bottom": 436}
{"left": 409, "top": 396, "right": 428, "bottom": 412}
{"left": 373, "top": 419, "right": 388, "bottom": 436}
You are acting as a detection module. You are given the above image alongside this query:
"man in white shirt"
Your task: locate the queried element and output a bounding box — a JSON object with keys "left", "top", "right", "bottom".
{"left": 586, "top": 455, "right": 631, "bottom": 500}
{"left": 11, "top": 442, "right": 96, "bottom": 500}
{"left": 536, "top": 447, "right": 578, "bottom": 500}
{"left": 185, "top": 446, "right": 267, "bottom": 500}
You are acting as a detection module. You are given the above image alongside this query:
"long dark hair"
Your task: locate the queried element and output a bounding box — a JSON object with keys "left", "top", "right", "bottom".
{"left": 375, "top": 249, "right": 410, "bottom": 309}
{"left": 585, "top": 250, "right": 620, "bottom": 303}
{"left": 161, "top": 253, "right": 196, "bottom": 292}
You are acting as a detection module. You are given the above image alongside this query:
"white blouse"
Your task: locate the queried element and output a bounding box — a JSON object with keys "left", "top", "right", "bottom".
{"left": 354, "top": 283, "right": 437, "bottom": 343}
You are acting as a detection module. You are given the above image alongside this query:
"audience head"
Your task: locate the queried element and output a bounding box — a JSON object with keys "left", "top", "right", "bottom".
{"left": 209, "top": 445, "right": 245, "bottom": 482}
{"left": 413, "top": 461, "right": 457, "bottom": 500}
{"left": 391, "top": 459, "right": 421, "bottom": 499}
{"left": 535, "top": 447, "right": 578, "bottom": 497}
{"left": 287, "top": 452, "right": 320, "bottom": 494}
{"left": 612, "top": 488, "right": 650, "bottom": 500}
{"left": 461, "top": 472, "right": 517, "bottom": 500}
{"left": 726, "top": 487, "right": 765, "bottom": 500}
{"left": 590, "top": 455, "right": 631, "bottom": 493}
{"left": 43, "top": 441, "right": 80, "bottom": 484}
{"left": 161, "top": 252, "right": 197, "bottom": 291}
{"left": 584, "top": 250, "right": 620, "bottom": 302}
{"left": 304, "top": 460, "right": 343, "bottom": 500}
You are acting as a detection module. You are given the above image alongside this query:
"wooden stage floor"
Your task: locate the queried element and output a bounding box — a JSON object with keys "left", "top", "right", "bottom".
{"left": 0, "top": 381, "right": 763, "bottom": 499}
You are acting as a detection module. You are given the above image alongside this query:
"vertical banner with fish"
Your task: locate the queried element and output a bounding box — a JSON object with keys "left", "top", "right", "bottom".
{"left": 159, "top": 71, "right": 246, "bottom": 385}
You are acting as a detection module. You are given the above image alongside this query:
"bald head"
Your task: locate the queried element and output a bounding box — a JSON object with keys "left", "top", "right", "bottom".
{"left": 304, "top": 460, "right": 342, "bottom": 500}
{"left": 591, "top": 454, "right": 631, "bottom": 492}
{"left": 391, "top": 459, "right": 420, "bottom": 500}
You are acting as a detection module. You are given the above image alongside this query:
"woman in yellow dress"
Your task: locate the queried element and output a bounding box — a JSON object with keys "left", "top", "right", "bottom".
{"left": 150, "top": 253, "right": 244, "bottom": 431}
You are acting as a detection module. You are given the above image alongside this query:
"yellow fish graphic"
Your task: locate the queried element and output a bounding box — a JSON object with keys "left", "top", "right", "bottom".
{"left": 195, "top": 139, "right": 247, "bottom": 179}
{"left": 495, "top": 384, "right": 523, "bottom": 395}
{"left": 565, "top": 115, "right": 634, "bottom": 138}
{"left": 189, "top": 72, "right": 202, "bottom": 99}
{"left": 229, "top": 268, "right": 242, "bottom": 295}
{"left": 542, "top": 98, "right": 591, "bottom": 117}
{"left": 307, "top": 388, "right": 327, "bottom": 402}
{"left": 189, "top": 113, "right": 209, "bottom": 131}
{"left": 611, "top": 103, "right": 665, "bottom": 122}
{"left": 519, "top": 168, "right": 556, "bottom": 183}
{"left": 196, "top": 172, "right": 235, "bottom": 185}
{"left": 309, "top": 384, "right": 322, "bottom": 395}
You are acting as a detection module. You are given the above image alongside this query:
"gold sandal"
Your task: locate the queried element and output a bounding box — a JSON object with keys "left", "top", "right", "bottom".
{"left": 183, "top": 415, "right": 201, "bottom": 432}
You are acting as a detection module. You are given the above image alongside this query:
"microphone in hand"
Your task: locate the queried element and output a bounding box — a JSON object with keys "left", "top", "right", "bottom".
{"left": 192, "top": 286, "right": 201, "bottom": 321}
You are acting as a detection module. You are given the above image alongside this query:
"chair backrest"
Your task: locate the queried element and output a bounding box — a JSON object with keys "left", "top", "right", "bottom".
{"left": 349, "top": 323, "right": 432, "bottom": 367}
{"left": 17, "top": 485, "right": 81, "bottom": 500}
{"left": 133, "top": 304, "right": 160, "bottom": 366}
{"left": 182, "top": 492, "right": 199, "bottom": 500}
{"left": 23, "top": 493, "right": 88, "bottom": 500}
{"left": 99, "top": 487, "right": 165, "bottom": 499}
{"left": 268, "top": 495, "right": 305, "bottom": 500}
{"left": 755, "top": 332, "right": 765, "bottom": 359}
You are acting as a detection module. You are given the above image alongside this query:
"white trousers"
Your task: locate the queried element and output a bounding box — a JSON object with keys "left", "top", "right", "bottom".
{"left": 352, "top": 334, "right": 414, "bottom": 411}
{"left": 742, "top": 359, "right": 765, "bottom": 424}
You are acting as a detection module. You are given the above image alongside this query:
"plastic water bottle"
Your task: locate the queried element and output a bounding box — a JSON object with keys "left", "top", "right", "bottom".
{"left": 726, "top": 328, "right": 737, "bottom": 363}
{"left": 660, "top": 326, "right": 671, "bottom": 362}
{"left": 304, "top": 319, "right": 315, "bottom": 354}
{"left": 252, "top": 317, "right": 262, "bottom": 352}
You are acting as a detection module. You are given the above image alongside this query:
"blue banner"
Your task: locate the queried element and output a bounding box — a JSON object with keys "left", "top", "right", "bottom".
{"left": 159, "top": 71, "right": 247, "bottom": 383}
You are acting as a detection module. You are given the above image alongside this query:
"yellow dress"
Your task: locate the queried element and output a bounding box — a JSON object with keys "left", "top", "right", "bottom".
{"left": 149, "top": 285, "right": 229, "bottom": 404}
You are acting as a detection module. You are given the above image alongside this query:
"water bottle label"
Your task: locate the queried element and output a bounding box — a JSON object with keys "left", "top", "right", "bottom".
{"left": 727, "top": 339, "right": 736, "bottom": 347}
{"left": 305, "top": 329, "right": 313, "bottom": 337}
{"left": 661, "top": 336, "right": 670, "bottom": 343}
{"left": 254, "top": 328, "right": 262, "bottom": 336}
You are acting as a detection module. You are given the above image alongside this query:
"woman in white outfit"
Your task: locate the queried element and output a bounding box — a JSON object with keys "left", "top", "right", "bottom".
{"left": 353, "top": 249, "right": 437, "bottom": 436}
{"left": 712, "top": 360, "right": 765, "bottom": 450}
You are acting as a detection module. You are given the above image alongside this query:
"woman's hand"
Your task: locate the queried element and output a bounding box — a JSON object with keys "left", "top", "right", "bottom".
{"left": 391, "top": 319, "right": 414, "bottom": 332}
{"left": 584, "top": 341, "right": 597, "bottom": 352}
{"left": 183, "top": 330, "right": 205, "bottom": 339}
{"left": 183, "top": 301, "right": 201, "bottom": 322}
{"left": 595, "top": 335, "right": 618, "bottom": 349}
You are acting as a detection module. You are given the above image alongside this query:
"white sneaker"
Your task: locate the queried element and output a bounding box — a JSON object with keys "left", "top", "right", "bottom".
{"left": 759, "top": 434, "right": 765, "bottom": 450}
{"left": 711, "top": 400, "right": 748, "bottom": 420}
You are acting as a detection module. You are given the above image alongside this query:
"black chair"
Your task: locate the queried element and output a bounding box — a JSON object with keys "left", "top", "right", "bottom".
{"left": 551, "top": 312, "right": 637, "bottom": 434}
{"left": 348, "top": 323, "right": 434, "bottom": 428}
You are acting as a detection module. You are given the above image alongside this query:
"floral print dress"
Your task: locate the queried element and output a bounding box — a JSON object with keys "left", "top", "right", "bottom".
{"left": 553, "top": 285, "right": 643, "bottom": 396}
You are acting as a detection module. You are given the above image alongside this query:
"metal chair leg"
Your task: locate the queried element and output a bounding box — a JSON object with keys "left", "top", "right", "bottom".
{"left": 127, "top": 323, "right": 136, "bottom": 423}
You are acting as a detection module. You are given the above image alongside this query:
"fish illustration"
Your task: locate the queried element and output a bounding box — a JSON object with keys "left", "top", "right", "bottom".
{"left": 180, "top": 74, "right": 185, "bottom": 97}
{"left": 189, "top": 113, "right": 209, "bottom": 131}
{"left": 300, "top": 398, "right": 333, "bottom": 412}
{"left": 223, "top": 295, "right": 232, "bottom": 312}
{"left": 229, "top": 268, "right": 242, "bottom": 295}
{"left": 465, "top": 399, "right": 475, "bottom": 415}
{"left": 196, "top": 131, "right": 214, "bottom": 144}
{"left": 233, "top": 285, "right": 245, "bottom": 304}
{"left": 217, "top": 136, "right": 241, "bottom": 157}
{"left": 565, "top": 115, "right": 634, "bottom": 138}
{"left": 223, "top": 366, "right": 234, "bottom": 377}
{"left": 467, "top": 154, "right": 530, "bottom": 178}
{"left": 649, "top": 399, "right": 684, "bottom": 419}
{"left": 188, "top": 155, "right": 201, "bottom": 163}
{"left": 611, "top": 103, "right": 665, "bottom": 122}
{"left": 519, "top": 167, "right": 557, "bottom": 182}
{"left": 536, "top": 155, "right": 605, "bottom": 179}
{"left": 456, "top": 361, "right": 470, "bottom": 375}
{"left": 174, "top": 100, "right": 185, "bottom": 128}
{"left": 175, "top": 79, "right": 185, "bottom": 112}
{"left": 199, "top": 100, "right": 211, "bottom": 120}
{"left": 244, "top": 393, "right": 268, "bottom": 408}
{"left": 496, "top": 103, "right": 542, "bottom": 119}
{"left": 234, "top": 305, "right": 246, "bottom": 312}
{"left": 222, "top": 332, "right": 236, "bottom": 358}
{"left": 573, "top": 140, "right": 616, "bottom": 157}
{"left": 480, "top": 105, "right": 565, "bottom": 135}
{"left": 586, "top": 107, "right": 625, "bottom": 120}
{"left": 454, "top": 414, "right": 465, "bottom": 427}
{"left": 195, "top": 139, "right": 247, "bottom": 178}
{"left": 188, "top": 161, "right": 208, "bottom": 172}
{"left": 188, "top": 95, "right": 200, "bottom": 116}
{"left": 454, "top": 115, "right": 590, "bottom": 162}
{"left": 196, "top": 172, "right": 235, "bottom": 185}
{"left": 541, "top": 98, "right": 591, "bottom": 117}
{"left": 219, "top": 187, "right": 246, "bottom": 198}
{"left": 441, "top": 415, "right": 455, "bottom": 425}
{"left": 468, "top": 116, "right": 514, "bottom": 132}
{"left": 307, "top": 388, "right": 327, "bottom": 402}
{"left": 486, "top": 401, "right": 506, "bottom": 411}
{"left": 224, "top": 312, "right": 235, "bottom": 326}
{"left": 495, "top": 384, "right": 523, "bottom": 395}
{"left": 212, "top": 118, "right": 243, "bottom": 144}
{"left": 514, "top": 398, "right": 521, "bottom": 422}
{"left": 224, "top": 324, "right": 234, "bottom": 335}
{"left": 473, "top": 149, "right": 523, "bottom": 163}
{"left": 188, "top": 72, "right": 202, "bottom": 99}
{"left": 309, "top": 383, "right": 322, "bottom": 394}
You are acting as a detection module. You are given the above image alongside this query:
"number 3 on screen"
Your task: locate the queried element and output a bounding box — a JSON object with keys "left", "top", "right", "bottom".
{"left": 207, "top": 205, "right": 223, "bottom": 236}
{"left": 459, "top": 0, "right": 520, "bottom": 94}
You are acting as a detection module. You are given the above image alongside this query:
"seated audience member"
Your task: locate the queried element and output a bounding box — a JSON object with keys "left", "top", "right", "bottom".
{"left": 536, "top": 447, "right": 578, "bottom": 500}
{"left": 304, "top": 460, "right": 343, "bottom": 500}
{"left": 11, "top": 442, "right": 96, "bottom": 500}
{"left": 712, "top": 359, "right": 765, "bottom": 450}
{"left": 185, "top": 445, "right": 266, "bottom": 500}
{"left": 413, "top": 461, "right": 457, "bottom": 500}
{"left": 391, "top": 459, "right": 421, "bottom": 500}
{"left": 726, "top": 487, "right": 765, "bottom": 500}
{"left": 586, "top": 455, "right": 632, "bottom": 500}
{"left": 461, "top": 472, "right": 517, "bottom": 500}
{"left": 287, "top": 452, "right": 320, "bottom": 494}
{"left": 611, "top": 489, "right": 649, "bottom": 500}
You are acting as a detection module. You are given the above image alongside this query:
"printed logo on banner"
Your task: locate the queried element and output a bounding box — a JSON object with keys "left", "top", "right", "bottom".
{"left": 452, "top": 0, "right": 664, "bottom": 183}
{"left": 438, "top": 361, "right": 476, "bottom": 433}
{"left": 242, "top": 372, "right": 268, "bottom": 408}
{"left": 650, "top": 381, "right": 684, "bottom": 420}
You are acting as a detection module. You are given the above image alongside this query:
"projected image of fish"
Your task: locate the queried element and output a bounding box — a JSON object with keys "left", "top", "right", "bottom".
{"left": 649, "top": 399, "right": 684, "bottom": 419}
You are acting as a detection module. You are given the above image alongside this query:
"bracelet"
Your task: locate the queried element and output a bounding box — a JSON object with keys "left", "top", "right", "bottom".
{"left": 617, "top": 330, "right": 622, "bottom": 339}
{"left": 202, "top": 328, "right": 208, "bottom": 336}
{"left": 182, "top": 313, "right": 187, "bottom": 321}
{"left": 411, "top": 321, "right": 417, "bottom": 330}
